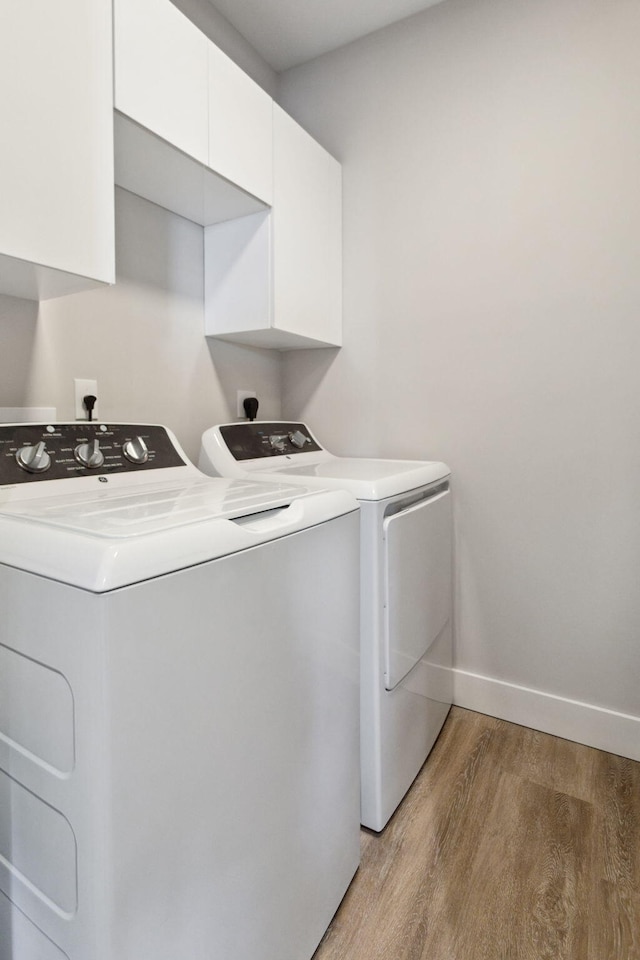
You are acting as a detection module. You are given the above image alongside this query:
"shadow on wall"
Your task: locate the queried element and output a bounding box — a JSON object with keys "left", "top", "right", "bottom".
{"left": 206, "top": 336, "right": 284, "bottom": 422}
{"left": 0, "top": 295, "right": 39, "bottom": 407}
{"left": 279, "top": 346, "right": 341, "bottom": 419}
{"left": 114, "top": 188, "right": 204, "bottom": 300}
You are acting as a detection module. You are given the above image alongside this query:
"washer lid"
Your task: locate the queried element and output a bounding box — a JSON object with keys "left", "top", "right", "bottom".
{"left": 0, "top": 477, "right": 356, "bottom": 592}
{"left": 247, "top": 458, "right": 450, "bottom": 501}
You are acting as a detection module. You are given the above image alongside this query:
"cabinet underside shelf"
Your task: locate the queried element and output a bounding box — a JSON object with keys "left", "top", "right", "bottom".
{"left": 113, "top": 111, "right": 269, "bottom": 227}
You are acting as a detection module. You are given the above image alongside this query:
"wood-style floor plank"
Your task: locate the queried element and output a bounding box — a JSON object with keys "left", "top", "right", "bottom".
{"left": 313, "top": 707, "right": 640, "bottom": 960}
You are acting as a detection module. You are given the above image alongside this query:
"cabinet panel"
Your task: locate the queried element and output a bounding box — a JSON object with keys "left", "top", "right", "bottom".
{"left": 208, "top": 46, "right": 273, "bottom": 204}
{"left": 114, "top": 0, "right": 208, "bottom": 165}
{"left": 205, "top": 109, "right": 342, "bottom": 350}
{"left": 205, "top": 212, "right": 272, "bottom": 338}
{"left": 272, "top": 106, "right": 342, "bottom": 346}
{"left": 0, "top": 0, "right": 114, "bottom": 299}
{"left": 113, "top": 0, "right": 268, "bottom": 226}
{"left": 114, "top": 113, "right": 267, "bottom": 228}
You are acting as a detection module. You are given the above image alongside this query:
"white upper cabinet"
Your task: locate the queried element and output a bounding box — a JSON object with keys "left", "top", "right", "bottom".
{"left": 114, "top": 0, "right": 208, "bottom": 165}
{"left": 0, "top": 0, "right": 114, "bottom": 301}
{"left": 272, "top": 105, "right": 342, "bottom": 347}
{"left": 204, "top": 106, "right": 342, "bottom": 350}
{"left": 113, "top": 0, "right": 270, "bottom": 226}
{"left": 208, "top": 45, "right": 273, "bottom": 205}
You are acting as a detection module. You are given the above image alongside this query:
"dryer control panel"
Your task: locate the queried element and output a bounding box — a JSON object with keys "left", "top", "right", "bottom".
{"left": 0, "top": 423, "right": 186, "bottom": 485}
{"left": 220, "top": 422, "right": 322, "bottom": 461}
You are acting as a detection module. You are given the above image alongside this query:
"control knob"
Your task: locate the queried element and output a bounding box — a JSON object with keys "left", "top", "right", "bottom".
{"left": 122, "top": 435, "right": 149, "bottom": 464}
{"left": 269, "top": 434, "right": 288, "bottom": 453}
{"left": 289, "top": 430, "right": 310, "bottom": 449}
{"left": 75, "top": 439, "right": 105, "bottom": 469}
{"left": 16, "top": 441, "right": 51, "bottom": 474}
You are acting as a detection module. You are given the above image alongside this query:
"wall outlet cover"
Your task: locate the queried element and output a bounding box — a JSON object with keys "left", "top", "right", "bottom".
{"left": 236, "top": 389, "right": 257, "bottom": 418}
{"left": 74, "top": 378, "right": 98, "bottom": 421}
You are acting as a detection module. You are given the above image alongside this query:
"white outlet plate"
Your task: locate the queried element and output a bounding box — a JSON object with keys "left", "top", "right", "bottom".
{"left": 74, "top": 378, "right": 98, "bottom": 421}
{"left": 236, "top": 389, "right": 257, "bottom": 418}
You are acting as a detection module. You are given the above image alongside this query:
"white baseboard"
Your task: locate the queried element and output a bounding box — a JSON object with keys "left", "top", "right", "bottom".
{"left": 452, "top": 668, "right": 640, "bottom": 762}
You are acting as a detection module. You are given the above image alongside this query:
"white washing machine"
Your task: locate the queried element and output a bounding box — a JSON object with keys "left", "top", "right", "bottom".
{"left": 199, "top": 421, "right": 453, "bottom": 832}
{"left": 0, "top": 421, "right": 360, "bottom": 960}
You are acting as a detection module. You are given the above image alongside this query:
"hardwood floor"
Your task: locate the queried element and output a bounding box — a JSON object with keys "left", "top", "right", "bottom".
{"left": 313, "top": 707, "right": 640, "bottom": 960}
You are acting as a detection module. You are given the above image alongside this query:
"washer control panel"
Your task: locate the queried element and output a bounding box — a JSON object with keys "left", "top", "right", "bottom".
{"left": 220, "top": 422, "right": 322, "bottom": 461}
{"left": 0, "top": 423, "right": 186, "bottom": 485}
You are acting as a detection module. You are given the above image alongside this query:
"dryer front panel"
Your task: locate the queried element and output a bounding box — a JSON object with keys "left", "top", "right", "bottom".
{"left": 383, "top": 486, "right": 452, "bottom": 691}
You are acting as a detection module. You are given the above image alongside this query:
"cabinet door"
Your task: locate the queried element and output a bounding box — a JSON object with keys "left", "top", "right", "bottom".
{"left": 114, "top": 0, "right": 208, "bottom": 165}
{"left": 0, "top": 0, "right": 114, "bottom": 297}
{"left": 272, "top": 106, "right": 342, "bottom": 347}
{"left": 208, "top": 45, "right": 273, "bottom": 205}
{"left": 205, "top": 109, "right": 343, "bottom": 350}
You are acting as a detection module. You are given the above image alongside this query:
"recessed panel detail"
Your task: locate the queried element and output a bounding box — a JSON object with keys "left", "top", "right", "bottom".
{"left": 0, "top": 891, "right": 70, "bottom": 959}
{"left": 0, "top": 645, "right": 74, "bottom": 775}
{"left": 0, "top": 771, "right": 77, "bottom": 916}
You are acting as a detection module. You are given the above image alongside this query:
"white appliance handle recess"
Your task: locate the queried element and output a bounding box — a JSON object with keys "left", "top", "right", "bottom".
{"left": 230, "top": 494, "right": 352, "bottom": 535}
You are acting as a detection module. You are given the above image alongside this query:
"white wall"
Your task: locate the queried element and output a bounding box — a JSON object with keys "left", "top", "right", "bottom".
{"left": 0, "top": 295, "right": 39, "bottom": 404}
{"left": 0, "top": 189, "right": 281, "bottom": 462}
{"left": 170, "top": 0, "right": 278, "bottom": 94}
{"left": 279, "top": 0, "right": 640, "bottom": 755}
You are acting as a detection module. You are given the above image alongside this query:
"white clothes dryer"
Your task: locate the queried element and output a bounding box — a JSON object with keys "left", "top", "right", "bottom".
{"left": 199, "top": 421, "right": 453, "bottom": 832}
{"left": 0, "top": 421, "right": 360, "bottom": 960}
